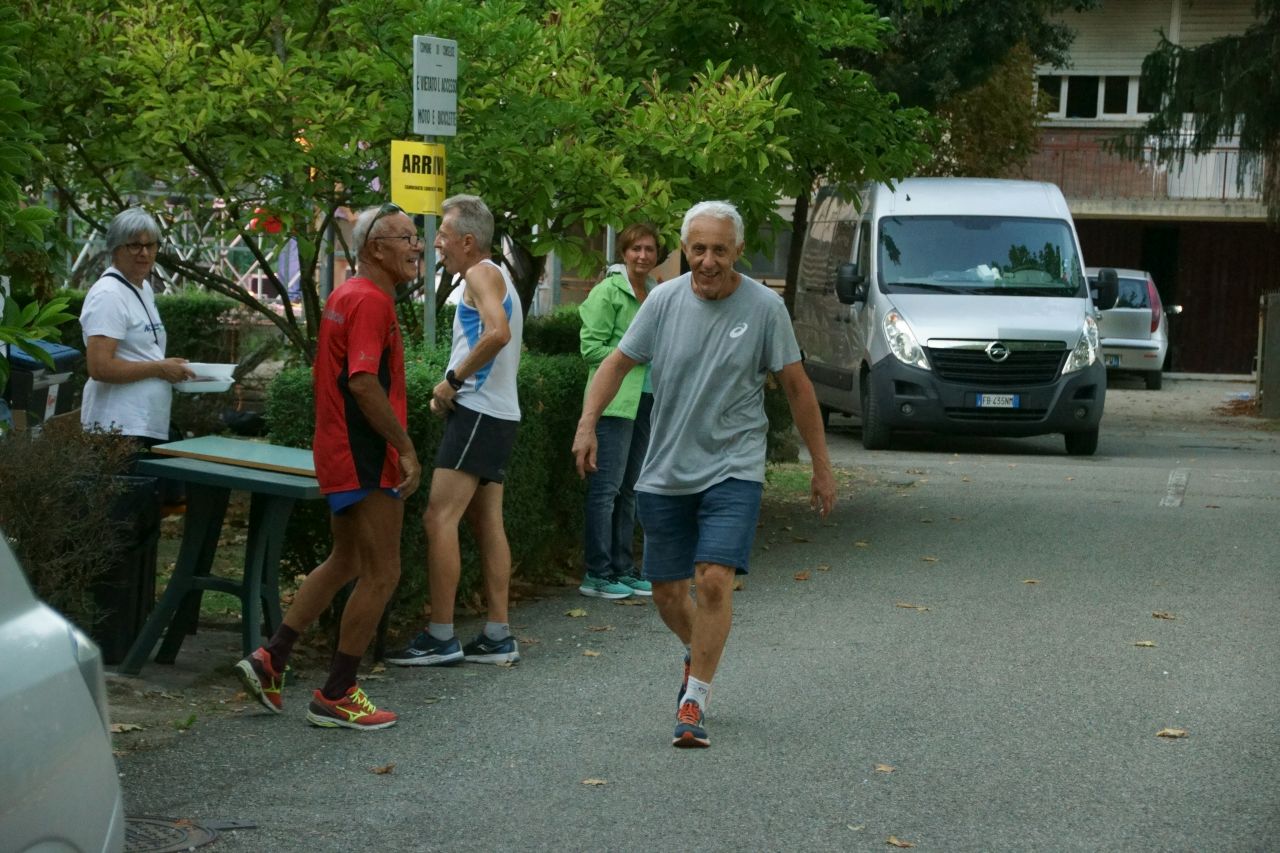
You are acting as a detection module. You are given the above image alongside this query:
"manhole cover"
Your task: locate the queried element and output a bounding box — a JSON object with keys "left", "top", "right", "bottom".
{"left": 124, "top": 817, "right": 219, "bottom": 852}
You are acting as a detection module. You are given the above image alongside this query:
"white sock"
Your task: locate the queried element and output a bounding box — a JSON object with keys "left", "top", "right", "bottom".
{"left": 428, "top": 622, "right": 453, "bottom": 641}
{"left": 684, "top": 676, "right": 711, "bottom": 711}
{"left": 484, "top": 621, "right": 510, "bottom": 641}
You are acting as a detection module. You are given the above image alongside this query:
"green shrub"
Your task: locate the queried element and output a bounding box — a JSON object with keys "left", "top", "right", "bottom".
{"left": 0, "top": 418, "right": 138, "bottom": 631}
{"left": 523, "top": 304, "right": 582, "bottom": 355}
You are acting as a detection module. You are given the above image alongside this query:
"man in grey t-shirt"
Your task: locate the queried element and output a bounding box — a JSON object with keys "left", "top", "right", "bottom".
{"left": 573, "top": 200, "right": 837, "bottom": 749}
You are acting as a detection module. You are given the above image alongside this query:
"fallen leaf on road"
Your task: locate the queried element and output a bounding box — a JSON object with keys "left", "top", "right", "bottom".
{"left": 587, "top": 625, "right": 613, "bottom": 632}
{"left": 791, "top": 535, "right": 810, "bottom": 543}
{"left": 565, "top": 608, "right": 588, "bottom": 618}
{"left": 920, "top": 518, "right": 933, "bottom": 524}
{"left": 855, "top": 540, "right": 870, "bottom": 548}
{"left": 615, "top": 598, "right": 646, "bottom": 606}
{"left": 110, "top": 723, "right": 144, "bottom": 733}
{"left": 371, "top": 763, "right": 396, "bottom": 775}
{"left": 1065, "top": 476, "right": 1075, "bottom": 481}
{"left": 921, "top": 556, "right": 939, "bottom": 563}
{"left": 895, "top": 602, "right": 930, "bottom": 612}
{"left": 371, "top": 663, "right": 386, "bottom": 674}
{"left": 1023, "top": 579, "right": 1039, "bottom": 585}
{"left": 1134, "top": 641, "right": 1157, "bottom": 648}
{"left": 950, "top": 516, "right": 964, "bottom": 521}
{"left": 794, "top": 571, "right": 810, "bottom": 581}
{"left": 582, "top": 778, "right": 607, "bottom": 786}
{"left": 583, "top": 649, "right": 600, "bottom": 657}
{"left": 887, "top": 836, "right": 916, "bottom": 848}
{"left": 1153, "top": 611, "right": 1176, "bottom": 620}
{"left": 1204, "top": 504, "right": 1221, "bottom": 509}
{"left": 817, "top": 563, "right": 831, "bottom": 572}
{"left": 1156, "top": 727, "right": 1189, "bottom": 738}
{"left": 961, "top": 476, "right": 972, "bottom": 483}
{"left": 874, "top": 763, "right": 896, "bottom": 773}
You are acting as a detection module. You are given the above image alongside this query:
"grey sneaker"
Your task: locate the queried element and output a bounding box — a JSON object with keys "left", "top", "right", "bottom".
{"left": 463, "top": 633, "right": 521, "bottom": 664}
{"left": 578, "top": 575, "right": 633, "bottom": 599}
{"left": 385, "top": 631, "right": 464, "bottom": 666}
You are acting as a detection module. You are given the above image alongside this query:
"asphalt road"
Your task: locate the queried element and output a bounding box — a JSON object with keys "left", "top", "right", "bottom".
{"left": 116, "top": 379, "right": 1280, "bottom": 852}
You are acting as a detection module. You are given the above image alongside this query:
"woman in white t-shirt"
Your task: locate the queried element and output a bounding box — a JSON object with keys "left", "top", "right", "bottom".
{"left": 80, "top": 207, "right": 194, "bottom": 448}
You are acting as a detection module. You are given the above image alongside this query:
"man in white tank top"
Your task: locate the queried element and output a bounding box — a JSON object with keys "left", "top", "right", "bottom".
{"left": 387, "top": 194, "right": 526, "bottom": 668}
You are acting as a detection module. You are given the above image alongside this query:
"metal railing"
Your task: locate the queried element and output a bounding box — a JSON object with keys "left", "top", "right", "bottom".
{"left": 64, "top": 192, "right": 313, "bottom": 298}
{"left": 1014, "top": 140, "right": 1267, "bottom": 203}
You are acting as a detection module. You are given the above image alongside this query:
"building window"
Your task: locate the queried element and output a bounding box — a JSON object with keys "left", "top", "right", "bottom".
{"left": 1065, "top": 75, "right": 1100, "bottom": 118}
{"left": 1037, "top": 75, "right": 1062, "bottom": 113}
{"left": 1040, "top": 74, "right": 1153, "bottom": 120}
{"left": 1103, "top": 76, "right": 1129, "bottom": 114}
{"left": 1136, "top": 81, "right": 1159, "bottom": 114}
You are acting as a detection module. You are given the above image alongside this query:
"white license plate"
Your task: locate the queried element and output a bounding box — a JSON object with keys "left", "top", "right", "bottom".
{"left": 977, "top": 393, "right": 1020, "bottom": 408}
{"left": 1104, "top": 354, "right": 1120, "bottom": 367}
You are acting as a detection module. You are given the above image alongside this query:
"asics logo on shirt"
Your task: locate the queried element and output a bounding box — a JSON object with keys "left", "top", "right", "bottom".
{"left": 729, "top": 322, "right": 749, "bottom": 339}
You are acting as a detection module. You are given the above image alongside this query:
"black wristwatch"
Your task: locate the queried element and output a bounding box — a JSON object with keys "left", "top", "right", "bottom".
{"left": 445, "top": 369, "right": 464, "bottom": 391}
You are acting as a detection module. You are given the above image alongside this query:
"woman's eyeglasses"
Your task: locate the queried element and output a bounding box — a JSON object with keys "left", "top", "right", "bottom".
{"left": 124, "top": 241, "right": 160, "bottom": 255}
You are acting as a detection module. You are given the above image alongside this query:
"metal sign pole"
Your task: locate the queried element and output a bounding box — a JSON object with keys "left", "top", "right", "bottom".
{"left": 413, "top": 33, "right": 457, "bottom": 347}
{"left": 423, "top": 193, "right": 437, "bottom": 347}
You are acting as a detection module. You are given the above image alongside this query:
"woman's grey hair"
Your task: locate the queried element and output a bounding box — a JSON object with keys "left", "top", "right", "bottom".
{"left": 105, "top": 208, "right": 161, "bottom": 253}
{"left": 680, "top": 200, "right": 743, "bottom": 245}
{"left": 442, "top": 194, "right": 494, "bottom": 250}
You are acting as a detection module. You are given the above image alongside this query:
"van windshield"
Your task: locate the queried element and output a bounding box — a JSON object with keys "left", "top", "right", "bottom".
{"left": 878, "top": 216, "right": 1086, "bottom": 297}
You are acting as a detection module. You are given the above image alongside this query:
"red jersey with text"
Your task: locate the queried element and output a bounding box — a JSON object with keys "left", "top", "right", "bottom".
{"left": 312, "top": 277, "right": 406, "bottom": 493}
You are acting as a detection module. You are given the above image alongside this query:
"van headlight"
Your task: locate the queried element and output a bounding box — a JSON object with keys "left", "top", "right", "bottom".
{"left": 1062, "top": 315, "right": 1100, "bottom": 374}
{"left": 883, "top": 310, "right": 929, "bottom": 371}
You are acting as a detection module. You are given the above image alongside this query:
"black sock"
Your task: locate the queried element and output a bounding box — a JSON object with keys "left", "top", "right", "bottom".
{"left": 263, "top": 623, "right": 300, "bottom": 672}
{"left": 321, "top": 652, "right": 362, "bottom": 700}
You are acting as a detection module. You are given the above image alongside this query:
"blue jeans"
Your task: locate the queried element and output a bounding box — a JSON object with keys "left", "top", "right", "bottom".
{"left": 583, "top": 393, "right": 653, "bottom": 580}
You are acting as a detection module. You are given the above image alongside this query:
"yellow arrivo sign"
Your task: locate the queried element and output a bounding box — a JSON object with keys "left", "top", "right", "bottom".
{"left": 390, "top": 140, "right": 447, "bottom": 215}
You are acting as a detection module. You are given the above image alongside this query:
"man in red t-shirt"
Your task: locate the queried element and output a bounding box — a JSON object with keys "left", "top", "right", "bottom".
{"left": 235, "top": 203, "right": 422, "bottom": 730}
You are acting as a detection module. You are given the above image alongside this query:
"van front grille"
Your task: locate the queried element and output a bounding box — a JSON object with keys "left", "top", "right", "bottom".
{"left": 928, "top": 347, "right": 1066, "bottom": 386}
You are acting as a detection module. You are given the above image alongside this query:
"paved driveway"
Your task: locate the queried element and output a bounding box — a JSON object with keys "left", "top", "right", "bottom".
{"left": 114, "top": 379, "right": 1280, "bottom": 852}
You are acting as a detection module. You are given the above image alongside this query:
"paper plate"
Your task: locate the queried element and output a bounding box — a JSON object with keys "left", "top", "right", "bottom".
{"left": 174, "top": 378, "right": 234, "bottom": 393}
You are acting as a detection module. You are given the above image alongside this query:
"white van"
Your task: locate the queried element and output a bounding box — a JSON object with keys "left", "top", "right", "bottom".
{"left": 793, "top": 178, "right": 1117, "bottom": 455}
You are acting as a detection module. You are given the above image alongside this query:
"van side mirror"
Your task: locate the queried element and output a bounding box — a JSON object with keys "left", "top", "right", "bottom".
{"left": 1092, "top": 268, "right": 1119, "bottom": 310}
{"left": 835, "top": 263, "right": 866, "bottom": 305}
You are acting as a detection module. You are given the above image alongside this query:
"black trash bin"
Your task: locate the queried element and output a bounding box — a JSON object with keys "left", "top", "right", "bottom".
{"left": 90, "top": 475, "right": 161, "bottom": 665}
{"left": 3, "top": 341, "right": 84, "bottom": 428}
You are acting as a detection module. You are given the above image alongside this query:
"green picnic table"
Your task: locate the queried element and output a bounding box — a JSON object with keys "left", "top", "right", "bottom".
{"left": 116, "top": 437, "right": 321, "bottom": 675}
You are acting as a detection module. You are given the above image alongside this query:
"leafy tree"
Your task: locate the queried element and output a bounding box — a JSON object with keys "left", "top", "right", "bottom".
{"left": 855, "top": 0, "right": 1099, "bottom": 112}
{"left": 0, "top": 6, "right": 72, "bottom": 394}
{"left": 20, "top": 0, "right": 964, "bottom": 348}
{"left": 0, "top": 8, "right": 55, "bottom": 256}
{"left": 918, "top": 42, "right": 1046, "bottom": 179}
{"left": 1121, "top": 0, "right": 1280, "bottom": 223}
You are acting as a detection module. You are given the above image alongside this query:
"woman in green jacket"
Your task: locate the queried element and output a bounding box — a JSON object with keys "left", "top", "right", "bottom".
{"left": 578, "top": 223, "right": 662, "bottom": 599}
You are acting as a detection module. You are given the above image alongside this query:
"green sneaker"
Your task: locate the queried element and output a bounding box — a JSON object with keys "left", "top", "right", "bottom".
{"left": 579, "top": 575, "right": 633, "bottom": 599}
{"left": 617, "top": 575, "right": 652, "bottom": 597}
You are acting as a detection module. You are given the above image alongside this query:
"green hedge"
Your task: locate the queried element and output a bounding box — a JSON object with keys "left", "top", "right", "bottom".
{"left": 21, "top": 287, "right": 240, "bottom": 361}
{"left": 266, "top": 341, "right": 588, "bottom": 613}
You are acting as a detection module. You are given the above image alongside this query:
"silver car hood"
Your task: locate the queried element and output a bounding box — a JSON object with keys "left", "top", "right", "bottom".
{"left": 887, "top": 294, "right": 1087, "bottom": 345}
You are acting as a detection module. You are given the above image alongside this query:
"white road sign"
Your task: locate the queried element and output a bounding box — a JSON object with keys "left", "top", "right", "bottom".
{"left": 413, "top": 35, "right": 458, "bottom": 137}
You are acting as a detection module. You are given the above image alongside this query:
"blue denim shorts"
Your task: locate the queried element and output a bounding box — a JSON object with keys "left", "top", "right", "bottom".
{"left": 635, "top": 478, "right": 764, "bottom": 582}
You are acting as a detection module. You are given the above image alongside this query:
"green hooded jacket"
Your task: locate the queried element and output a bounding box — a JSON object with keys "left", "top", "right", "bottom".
{"left": 578, "top": 270, "right": 655, "bottom": 419}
